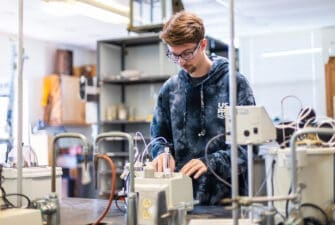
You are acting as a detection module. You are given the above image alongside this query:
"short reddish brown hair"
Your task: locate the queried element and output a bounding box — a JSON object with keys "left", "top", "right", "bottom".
{"left": 160, "top": 11, "right": 205, "bottom": 46}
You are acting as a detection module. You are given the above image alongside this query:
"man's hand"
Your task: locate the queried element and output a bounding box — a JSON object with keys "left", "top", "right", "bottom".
{"left": 180, "top": 159, "right": 207, "bottom": 179}
{"left": 152, "top": 154, "right": 175, "bottom": 172}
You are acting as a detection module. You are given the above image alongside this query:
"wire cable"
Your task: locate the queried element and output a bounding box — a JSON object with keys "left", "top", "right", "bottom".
{"left": 204, "top": 133, "right": 232, "bottom": 187}
{"left": 115, "top": 198, "right": 126, "bottom": 214}
{"left": 93, "top": 154, "right": 117, "bottom": 225}
{"left": 301, "top": 203, "right": 329, "bottom": 225}
{"left": 140, "top": 136, "right": 167, "bottom": 164}
{"left": 1, "top": 186, "right": 31, "bottom": 209}
{"left": 134, "top": 131, "right": 147, "bottom": 162}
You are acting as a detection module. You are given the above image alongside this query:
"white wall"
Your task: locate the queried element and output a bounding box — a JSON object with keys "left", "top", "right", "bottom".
{"left": 239, "top": 27, "right": 335, "bottom": 121}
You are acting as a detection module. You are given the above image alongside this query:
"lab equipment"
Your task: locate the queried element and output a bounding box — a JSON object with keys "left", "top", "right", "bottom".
{"left": 135, "top": 169, "right": 193, "bottom": 225}
{"left": 225, "top": 105, "right": 276, "bottom": 220}
{"left": 0, "top": 208, "right": 43, "bottom": 225}
{"left": 162, "top": 146, "right": 172, "bottom": 178}
{"left": 32, "top": 193, "right": 60, "bottom": 225}
{"left": 0, "top": 166, "right": 45, "bottom": 225}
{"left": 263, "top": 146, "right": 335, "bottom": 221}
{"left": 198, "top": 108, "right": 332, "bottom": 224}
{"left": 1, "top": 166, "right": 62, "bottom": 206}
{"left": 225, "top": 106, "right": 276, "bottom": 145}
{"left": 94, "top": 131, "right": 137, "bottom": 225}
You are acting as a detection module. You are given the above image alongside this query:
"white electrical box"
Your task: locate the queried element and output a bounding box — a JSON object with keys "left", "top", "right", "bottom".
{"left": 225, "top": 106, "right": 276, "bottom": 145}
{"left": 0, "top": 208, "right": 43, "bottom": 225}
{"left": 135, "top": 172, "right": 193, "bottom": 225}
{"left": 135, "top": 172, "right": 193, "bottom": 210}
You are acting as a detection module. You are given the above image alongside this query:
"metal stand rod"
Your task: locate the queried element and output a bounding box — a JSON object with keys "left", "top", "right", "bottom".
{"left": 247, "top": 144, "right": 253, "bottom": 220}
{"left": 228, "top": 0, "right": 238, "bottom": 224}
{"left": 15, "top": 0, "right": 24, "bottom": 207}
{"left": 222, "top": 194, "right": 297, "bottom": 205}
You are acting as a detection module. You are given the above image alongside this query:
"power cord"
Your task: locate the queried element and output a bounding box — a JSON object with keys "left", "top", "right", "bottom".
{"left": 300, "top": 203, "right": 329, "bottom": 225}
{"left": 0, "top": 164, "right": 31, "bottom": 209}
{"left": 115, "top": 196, "right": 126, "bottom": 214}
{"left": 204, "top": 133, "right": 232, "bottom": 188}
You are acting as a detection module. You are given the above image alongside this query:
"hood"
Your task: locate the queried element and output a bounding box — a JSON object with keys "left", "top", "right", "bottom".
{"left": 178, "top": 56, "right": 229, "bottom": 86}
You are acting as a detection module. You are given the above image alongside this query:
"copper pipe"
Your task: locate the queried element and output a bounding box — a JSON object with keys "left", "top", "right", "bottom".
{"left": 93, "top": 154, "right": 117, "bottom": 225}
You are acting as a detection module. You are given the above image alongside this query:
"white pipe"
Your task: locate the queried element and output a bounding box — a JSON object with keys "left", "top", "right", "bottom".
{"left": 228, "top": 0, "right": 238, "bottom": 224}
{"left": 15, "top": 0, "right": 24, "bottom": 206}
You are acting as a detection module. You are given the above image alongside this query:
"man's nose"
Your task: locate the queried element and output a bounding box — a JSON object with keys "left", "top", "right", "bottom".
{"left": 177, "top": 57, "right": 186, "bottom": 65}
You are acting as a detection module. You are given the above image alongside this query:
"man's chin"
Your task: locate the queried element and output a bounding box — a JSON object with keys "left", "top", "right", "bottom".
{"left": 182, "top": 66, "right": 195, "bottom": 74}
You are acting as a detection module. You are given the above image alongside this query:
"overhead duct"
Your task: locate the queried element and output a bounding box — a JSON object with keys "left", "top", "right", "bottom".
{"left": 128, "top": 0, "right": 184, "bottom": 33}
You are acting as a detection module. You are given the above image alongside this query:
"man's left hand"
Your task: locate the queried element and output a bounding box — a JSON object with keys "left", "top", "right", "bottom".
{"left": 180, "top": 159, "right": 207, "bottom": 179}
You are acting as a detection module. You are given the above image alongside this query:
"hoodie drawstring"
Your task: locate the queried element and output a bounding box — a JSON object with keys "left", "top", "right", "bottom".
{"left": 198, "top": 84, "right": 206, "bottom": 137}
{"left": 183, "top": 88, "right": 188, "bottom": 138}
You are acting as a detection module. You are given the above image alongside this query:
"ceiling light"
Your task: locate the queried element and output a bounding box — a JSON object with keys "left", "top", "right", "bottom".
{"left": 261, "top": 48, "right": 322, "bottom": 58}
{"left": 42, "top": 0, "right": 129, "bottom": 24}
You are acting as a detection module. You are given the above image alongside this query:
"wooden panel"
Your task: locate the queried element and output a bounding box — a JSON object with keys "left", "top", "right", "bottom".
{"left": 325, "top": 57, "right": 335, "bottom": 118}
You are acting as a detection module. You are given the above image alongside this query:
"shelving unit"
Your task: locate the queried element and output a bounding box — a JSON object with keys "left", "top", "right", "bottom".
{"left": 96, "top": 34, "right": 178, "bottom": 195}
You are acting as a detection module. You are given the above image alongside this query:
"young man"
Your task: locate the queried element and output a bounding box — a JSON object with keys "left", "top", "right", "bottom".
{"left": 150, "top": 11, "right": 255, "bottom": 205}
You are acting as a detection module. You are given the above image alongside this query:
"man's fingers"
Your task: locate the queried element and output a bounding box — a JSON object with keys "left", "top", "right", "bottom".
{"left": 170, "top": 157, "right": 176, "bottom": 172}
{"left": 180, "top": 159, "right": 207, "bottom": 179}
{"left": 153, "top": 154, "right": 176, "bottom": 172}
{"left": 157, "top": 157, "right": 163, "bottom": 172}
{"left": 152, "top": 159, "right": 158, "bottom": 171}
{"left": 193, "top": 167, "right": 207, "bottom": 179}
{"left": 185, "top": 163, "right": 202, "bottom": 177}
{"left": 180, "top": 160, "right": 195, "bottom": 174}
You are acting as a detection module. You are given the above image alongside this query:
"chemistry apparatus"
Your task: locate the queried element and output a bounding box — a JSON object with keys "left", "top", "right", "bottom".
{"left": 223, "top": 125, "right": 335, "bottom": 225}
{"left": 47, "top": 132, "right": 91, "bottom": 225}
{"left": 94, "top": 131, "right": 195, "bottom": 225}
{"left": 192, "top": 105, "right": 296, "bottom": 225}
{"left": 135, "top": 146, "right": 194, "bottom": 225}
{"left": 94, "top": 131, "right": 137, "bottom": 225}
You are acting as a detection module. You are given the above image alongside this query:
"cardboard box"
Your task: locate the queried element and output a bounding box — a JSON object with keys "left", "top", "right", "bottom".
{"left": 43, "top": 74, "right": 86, "bottom": 125}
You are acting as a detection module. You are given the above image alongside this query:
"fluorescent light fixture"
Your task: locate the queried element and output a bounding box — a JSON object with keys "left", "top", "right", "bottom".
{"left": 261, "top": 48, "right": 322, "bottom": 58}
{"left": 42, "top": 0, "right": 129, "bottom": 24}
{"left": 215, "top": 0, "right": 229, "bottom": 8}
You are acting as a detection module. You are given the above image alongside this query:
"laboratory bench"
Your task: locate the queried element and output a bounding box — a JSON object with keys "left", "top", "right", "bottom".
{"left": 60, "top": 197, "right": 231, "bottom": 225}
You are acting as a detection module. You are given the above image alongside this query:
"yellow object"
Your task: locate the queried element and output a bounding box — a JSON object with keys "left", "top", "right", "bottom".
{"left": 41, "top": 74, "right": 60, "bottom": 107}
{"left": 146, "top": 114, "right": 153, "bottom": 122}
{"left": 41, "top": 74, "right": 85, "bottom": 125}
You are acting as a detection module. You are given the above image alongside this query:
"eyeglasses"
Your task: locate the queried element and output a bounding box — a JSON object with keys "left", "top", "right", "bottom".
{"left": 166, "top": 42, "right": 201, "bottom": 63}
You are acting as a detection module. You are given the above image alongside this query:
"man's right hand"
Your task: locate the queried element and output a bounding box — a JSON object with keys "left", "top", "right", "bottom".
{"left": 152, "top": 154, "right": 176, "bottom": 172}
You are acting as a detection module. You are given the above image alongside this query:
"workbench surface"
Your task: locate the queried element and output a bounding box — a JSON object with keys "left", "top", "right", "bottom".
{"left": 60, "top": 198, "right": 231, "bottom": 225}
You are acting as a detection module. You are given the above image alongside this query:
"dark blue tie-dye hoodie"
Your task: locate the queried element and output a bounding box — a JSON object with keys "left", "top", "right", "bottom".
{"left": 150, "top": 56, "right": 255, "bottom": 205}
